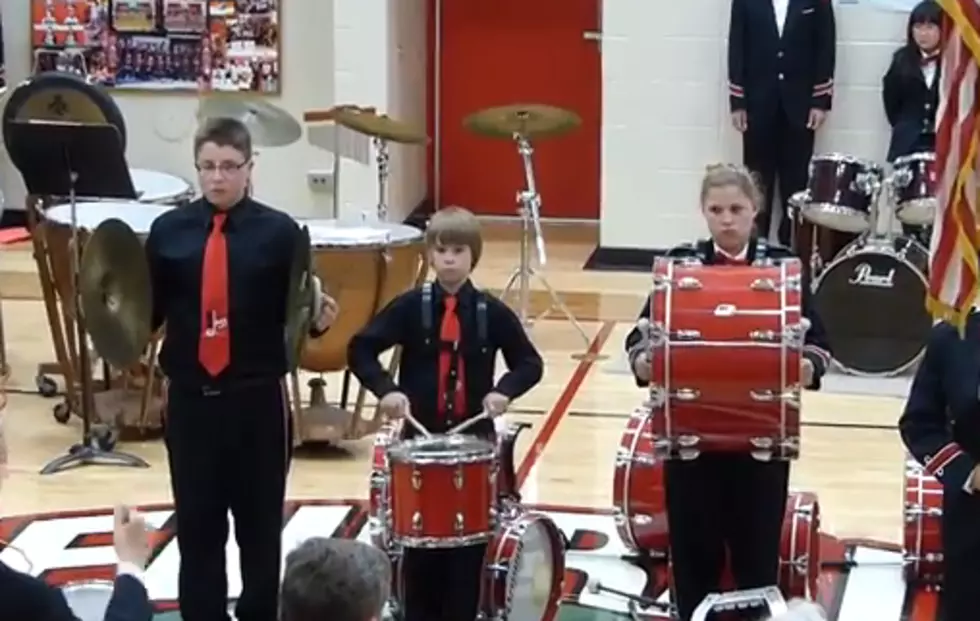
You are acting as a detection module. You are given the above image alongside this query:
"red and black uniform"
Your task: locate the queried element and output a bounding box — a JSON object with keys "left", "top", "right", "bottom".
{"left": 348, "top": 279, "right": 543, "bottom": 621}
{"left": 624, "top": 238, "right": 831, "bottom": 621}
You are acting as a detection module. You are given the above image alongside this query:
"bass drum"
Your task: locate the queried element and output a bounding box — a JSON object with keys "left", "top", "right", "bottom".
{"left": 812, "top": 236, "right": 932, "bottom": 376}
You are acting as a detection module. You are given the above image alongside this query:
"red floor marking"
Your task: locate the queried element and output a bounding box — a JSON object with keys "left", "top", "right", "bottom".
{"left": 516, "top": 320, "right": 617, "bottom": 486}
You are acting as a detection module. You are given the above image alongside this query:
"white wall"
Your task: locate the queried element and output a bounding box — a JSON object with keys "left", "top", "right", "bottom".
{"left": 0, "top": 0, "right": 427, "bottom": 222}
{"left": 599, "top": 0, "right": 909, "bottom": 250}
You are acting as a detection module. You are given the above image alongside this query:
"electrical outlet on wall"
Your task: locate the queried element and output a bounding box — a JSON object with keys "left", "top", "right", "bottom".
{"left": 307, "top": 170, "right": 334, "bottom": 193}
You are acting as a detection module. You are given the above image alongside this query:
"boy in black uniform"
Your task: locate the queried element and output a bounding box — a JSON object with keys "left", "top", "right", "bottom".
{"left": 900, "top": 315, "right": 980, "bottom": 621}
{"left": 728, "top": 0, "right": 836, "bottom": 245}
{"left": 625, "top": 164, "right": 832, "bottom": 621}
{"left": 348, "top": 206, "right": 544, "bottom": 621}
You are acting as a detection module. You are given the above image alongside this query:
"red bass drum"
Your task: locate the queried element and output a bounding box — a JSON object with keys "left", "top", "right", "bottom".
{"left": 612, "top": 406, "right": 668, "bottom": 556}
{"left": 648, "top": 258, "right": 803, "bottom": 460}
{"left": 903, "top": 459, "right": 943, "bottom": 585}
{"left": 482, "top": 512, "right": 565, "bottom": 621}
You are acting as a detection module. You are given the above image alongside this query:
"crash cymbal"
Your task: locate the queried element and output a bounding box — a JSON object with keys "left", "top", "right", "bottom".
{"left": 333, "top": 106, "right": 427, "bottom": 144}
{"left": 80, "top": 218, "right": 153, "bottom": 369}
{"left": 464, "top": 104, "right": 581, "bottom": 140}
{"left": 197, "top": 94, "right": 302, "bottom": 148}
{"left": 284, "top": 226, "right": 316, "bottom": 372}
{"left": 2, "top": 72, "right": 127, "bottom": 159}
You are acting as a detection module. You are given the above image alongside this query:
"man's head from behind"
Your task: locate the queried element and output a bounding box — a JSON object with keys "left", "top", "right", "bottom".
{"left": 280, "top": 537, "right": 390, "bottom": 621}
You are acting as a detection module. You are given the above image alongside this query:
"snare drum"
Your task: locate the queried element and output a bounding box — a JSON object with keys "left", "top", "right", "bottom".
{"left": 891, "top": 152, "right": 936, "bottom": 226}
{"left": 387, "top": 435, "right": 497, "bottom": 547}
{"left": 61, "top": 580, "right": 115, "bottom": 621}
{"left": 903, "top": 460, "right": 943, "bottom": 585}
{"left": 612, "top": 407, "right": 668, "bottom": 555}
{"left": 369, "top": 421, "right": 402, "bottom": 550}
{"left": 648, "top": 259, "right": 803, "bottom": 459}
{"left": 812, "top": 236, "right": 931, "bottom": 376}
{"left": 131, "top": 168, "right": 194, "bottom": 204}
{"left": 803, "top": 154, "right": 884, "bottom": 233}
{"left": 779, "top": 491, "right": 821, "bottom": 599}
{"left": 297, "top": 219, "right": 425, "bottom": 372}
{"left": 482, "top": 512, "right": 565, "bottom": 621}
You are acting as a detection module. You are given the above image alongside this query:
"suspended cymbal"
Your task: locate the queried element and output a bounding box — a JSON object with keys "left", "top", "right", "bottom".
{"left": 2, "top": 71, "right": 127, "bottom": 161}
{"left": 464, "top": 104, "right": 581, "bottom": 140}
{"left": 284, "top": 226, "right": 316, "bottom": 372}
{"left": 80, "top": 218, "right": 153, "bottom": 369}
{"left": 197, "top": 94, "right": 302, "bottom": 148}
{"left": 333, "top": 106, "right": 427, "bottom": 144}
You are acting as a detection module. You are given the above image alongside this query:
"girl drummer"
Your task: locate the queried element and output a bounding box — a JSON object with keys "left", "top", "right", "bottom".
{"left": 348, "top": 206, "right": 544, "bottom": 621}
{"left": 625, "top": 163, "right": 832, "bottom": 620}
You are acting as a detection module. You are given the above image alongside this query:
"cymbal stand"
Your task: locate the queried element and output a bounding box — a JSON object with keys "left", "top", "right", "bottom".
{"left": 41, "top": 168, "right": 148, "bottom": 475}
{"left": 373, "top": 137, "right": 390, "bottom": 221}
{"left": 499, "top": 134, "right": 591, "bottom": 352}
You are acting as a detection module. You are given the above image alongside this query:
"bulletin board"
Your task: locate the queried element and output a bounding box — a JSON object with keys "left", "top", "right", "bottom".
{"left": 29, "top": 0, "right": 280, "bottom": 93}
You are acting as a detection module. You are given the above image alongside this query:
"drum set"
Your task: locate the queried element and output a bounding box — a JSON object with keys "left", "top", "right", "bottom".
{"left": 793, "top": 151, "right": 936, "bottom": 377}
{"left": 368, "top": 415, "right": 566, "bottom": 620}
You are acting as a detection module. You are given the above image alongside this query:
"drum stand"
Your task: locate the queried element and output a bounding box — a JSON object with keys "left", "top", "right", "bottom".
{"left": 5, "top": 120, "right": 149, "bottom": 474}
{"left": 499, "top": 135, "right": 594, "bottom": 357}
{"left": 374, "top": 138, "right": 390, "bottom": 221}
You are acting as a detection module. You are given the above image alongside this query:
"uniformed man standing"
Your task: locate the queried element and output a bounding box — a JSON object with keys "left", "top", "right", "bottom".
{"left": 728, "top": 0, "right": 836, "bottom": 246}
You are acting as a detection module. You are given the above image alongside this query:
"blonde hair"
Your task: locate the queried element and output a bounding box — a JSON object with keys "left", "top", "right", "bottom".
{"left": 425, "top": 206, "right": 484, "bottom": 268}
{"left": 700, "top": 163, "right": 765, "bottom": 211}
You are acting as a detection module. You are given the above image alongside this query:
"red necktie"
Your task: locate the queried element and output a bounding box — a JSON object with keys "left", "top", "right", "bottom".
{"left": 437, "top": 295, "right": 466, "bottom": 421}
{"left": 199, "top": 213, "right": 230, "bottom": 376}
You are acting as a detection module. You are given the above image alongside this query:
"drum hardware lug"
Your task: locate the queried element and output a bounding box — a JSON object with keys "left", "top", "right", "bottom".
{"left": 677, "top": 434, "right": 699, "bottom": 447}
{"left": 454, "top": 513, "right": 465, "bottom": 534}
{"left": 892, "top": 169, "right": 913, "bottom": 189}
{"left": 714, "top": 304, "right": 736, "bottom": 317}
{"left": 412, "top": 512, "right": 423, "bottom": 532}
{"left": 672, "top": 388, "right": 701, "bottom": 401}
{"left": 674, "top": 329, "right": 701, "bottom": 340}
{"left": 677, "top": 276, "right": 702, "bottom": 290}
{"left": 652, "top": 276, "right": 670, "bottom": 291}
{"left": 749, "top": 330, "right": 778, "bottom": 342}
{"left": 454, "top": 467, "right": 464, "bottom": 490}
{"left": 779, "top": 436, "right": 800, "bottom": 459}
{"left": 646, "top": 387, "right": 666, "bottom": 409}
{"left": 412, "top": 470, "right": 422, "bottom": 490}
{"left": 678, "top": 448, "right": 700, "bottom": 460}
{"left": 750, "top": 278, "right": 778, "bottom": 291}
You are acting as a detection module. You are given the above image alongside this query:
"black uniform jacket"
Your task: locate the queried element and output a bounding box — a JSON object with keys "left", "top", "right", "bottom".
{"left": 146, "top": 197, "right": 326, "bottom": 391}
{"left": 882, "top": 51, "right": 939, "bottom": 162}
{"left": 348, "top": 279, "right": 543, "bottom": 435}
{"left": 728, "top": 0, "right": 836, "bottom": 125}
{"left": 0, "top": 562, "right": 152, "bottom": 621}
{"left": 625, "top": 238, "right": 832, "bottom": 389}
{"left": 899, "top": 315, "right": 980, "bottom": 491}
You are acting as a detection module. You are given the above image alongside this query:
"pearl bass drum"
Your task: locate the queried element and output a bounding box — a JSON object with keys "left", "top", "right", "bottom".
{"left": 812, "top": 236, "right": 932, "bottom": 376}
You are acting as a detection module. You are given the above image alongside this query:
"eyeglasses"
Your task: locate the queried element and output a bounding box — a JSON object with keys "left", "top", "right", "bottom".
{"left": 196, "top": 160, "right": 250, "bottom": 175}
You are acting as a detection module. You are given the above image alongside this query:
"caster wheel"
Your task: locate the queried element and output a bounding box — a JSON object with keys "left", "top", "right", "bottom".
{"left": 53, "top": 401, "right": 71, "bottom": 424}
{"left": 36, "top": 375, "right": 58, "bottom": 398}
{"left": 92, "top": 425, "right": 117, "bottom": 451}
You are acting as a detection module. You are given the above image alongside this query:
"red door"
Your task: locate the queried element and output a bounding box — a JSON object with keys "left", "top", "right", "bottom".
{"left": 428, "top": 0, "right": 601, "bottom": 219}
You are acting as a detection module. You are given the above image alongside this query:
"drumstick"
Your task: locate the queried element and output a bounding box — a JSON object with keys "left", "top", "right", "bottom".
{"left": 447, "top": 411, "right": 491, "bottom": 435}
{"left": 403, "top": 412, "right": 432, "bottom": 437}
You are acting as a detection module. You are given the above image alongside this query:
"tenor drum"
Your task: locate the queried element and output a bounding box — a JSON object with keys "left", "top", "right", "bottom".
{"left": 892, "top": 152, "right": 937, "bottom": 226}
{"left": 803, "top": 154, "right": 883, "bottom": 233}
{"left": 482, "top": 512, "right": 565, "bottom": 621}
{"left": 812, "top": 236, "right": 931, "bottom": 376}
{"left": 368, "top": 421, "right": 402, "bottom": 551}
{"left": 61, "top": 581, "right": 115, "bottom": 621}
{"left": 297, "top": 220, "right": 425, "bottom": 372}
{"left": 648, "top": 259, "right": 803, "bottom": 460}
{"left": 387, "top": 435, "right": 497, "bottom": 547}
{"left": 779, "top": 491, "right": 821, "bottom": 599}
{"left": 612, "top": 407, "right": 668, "bottom": 555}
{"left": 903, "top": 460, "right": 943, "bottom": 585}
{"left": 130, "top": 168, "right": 194, "bottom": 204}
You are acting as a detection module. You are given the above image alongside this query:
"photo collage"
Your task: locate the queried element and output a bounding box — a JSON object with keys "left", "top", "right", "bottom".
{"left": 30, "top": 0, "right": 280, "bottom": 93}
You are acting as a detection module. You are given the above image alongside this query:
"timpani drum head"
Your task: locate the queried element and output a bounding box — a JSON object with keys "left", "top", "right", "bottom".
{"left": 47, "top": 202, "right": 172, "bottom": 236}
{"left": 301, "top": 219, "right": 424, "bottom": 248}
{"left": 2, "top": 72, "right": 126, "bottom": 156}
{"left": 61, "top": 581, "right": 115, "bottom": 621}
{"left": 130, "top": 169, "right": 193, "bottom": 204}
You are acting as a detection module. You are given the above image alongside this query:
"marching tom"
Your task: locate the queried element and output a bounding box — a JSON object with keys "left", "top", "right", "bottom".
{"left": 803, "top": 153, "right": 883, "bottom": 233}
{"left": 903, "top": 459, "right": 943, "bottom": 585}
{"left": 891, "top": 152, "right": 937, "bottom": 227}
{"left": 612, "top": 407, "right": 668, "bottom": 555}
{"left": 779, "top": 491, "right": 821, "bottom": 599}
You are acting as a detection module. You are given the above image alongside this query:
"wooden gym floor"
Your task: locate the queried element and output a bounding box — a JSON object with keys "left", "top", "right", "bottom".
{"left": 0, "top": 221, "right": 907, "bottom": 544}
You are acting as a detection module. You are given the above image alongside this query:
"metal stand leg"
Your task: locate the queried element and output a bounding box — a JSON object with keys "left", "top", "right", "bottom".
{"left": 374, "top": 138, "right": 390, "bottom": 221}
{"left": 497, "top": 135, "right": 603, "bottom": 361}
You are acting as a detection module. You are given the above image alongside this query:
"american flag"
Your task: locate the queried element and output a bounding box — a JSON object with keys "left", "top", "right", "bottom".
{"left": 928, "top": 0, "right": 980, "bottom": 332}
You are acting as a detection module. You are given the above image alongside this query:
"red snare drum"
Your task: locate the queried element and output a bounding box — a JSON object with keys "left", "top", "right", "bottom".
{"left": 612, "top": 407, "right": 669, "bottom": 555}
{"left": 387, "top": 435, "right": 497, "bottom": 547}
{"left": 368, "top": 422, "right": 401, "bottom": 550}
{"left": 483, "top": 512, "right": 565, "bottom": 621}
{"left": 903, "top": 460, "right": 943, "bottom": 584}
{"left": 779, "top": 491, "right": 821, "bottom": 598}
{"left": 649, "top": 258, "right": 803, "bottom": 459}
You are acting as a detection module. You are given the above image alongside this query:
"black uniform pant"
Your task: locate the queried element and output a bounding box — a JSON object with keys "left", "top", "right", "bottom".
{"left": 400, "top": 544, "right": 486, "bottom": 621}
{"left": 938, "top": 489, "right": 980, "bottom": 621}
{"left": 165, "top": 380, "right": 291, "bottom": 621}
{"left": 666, "top": 456, "right": 789, "bottom": 621}
{"left": 743, "top": 106, "right": 815, "bottom": 246}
